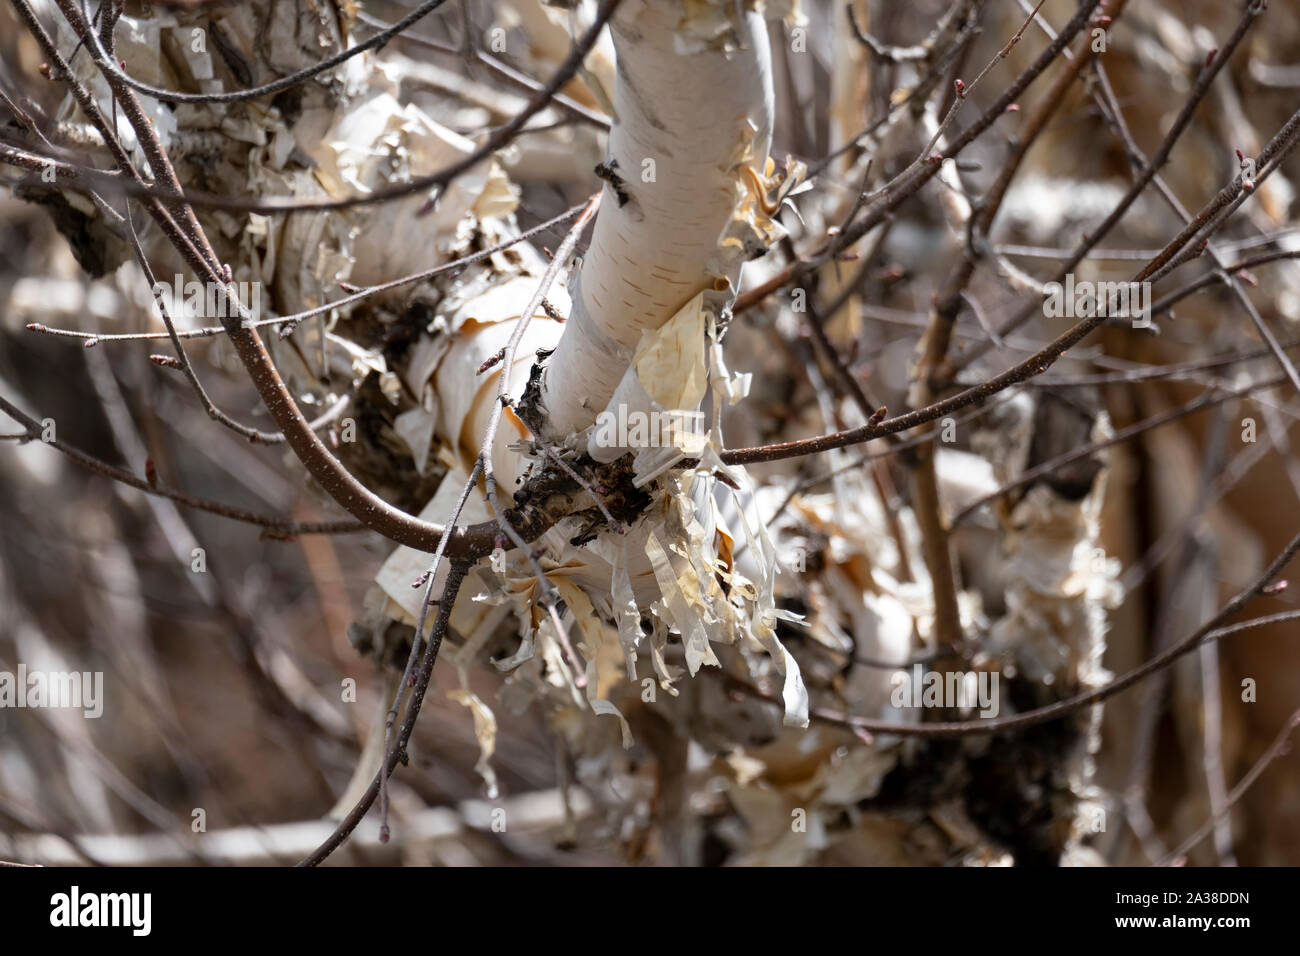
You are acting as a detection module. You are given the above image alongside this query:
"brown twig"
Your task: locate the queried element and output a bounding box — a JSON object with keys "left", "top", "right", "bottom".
{"left": 299, "top": 563, "right": 470, "bottom": 866}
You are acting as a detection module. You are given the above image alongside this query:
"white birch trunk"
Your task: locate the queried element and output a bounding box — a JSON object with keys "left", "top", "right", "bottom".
{"left": 539, "top": 0, "right": 775, "bottom": 438}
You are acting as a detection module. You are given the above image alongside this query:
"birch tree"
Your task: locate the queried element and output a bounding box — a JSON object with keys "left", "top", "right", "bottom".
{"left": 5, "top": 0, "right": 1300, "bottom": 867}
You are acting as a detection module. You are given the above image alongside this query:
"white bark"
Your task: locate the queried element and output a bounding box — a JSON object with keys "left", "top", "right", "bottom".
{"left": 402, "top": 1, "right": 812, "bottom": 742}
{"left": 539, "top": 0, "right": 776, "bottom": 439}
